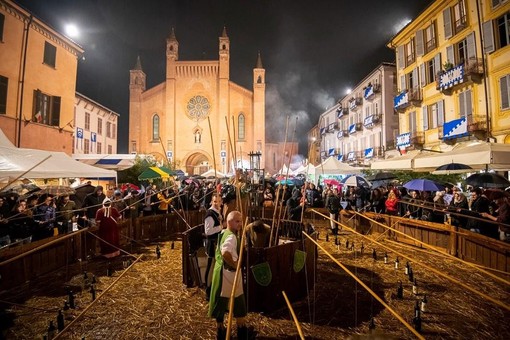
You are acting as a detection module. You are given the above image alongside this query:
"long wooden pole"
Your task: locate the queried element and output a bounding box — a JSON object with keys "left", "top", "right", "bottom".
{"left": 225, "top": 116, "right": 236, "bottom": 172}
{"left": 54, "top": 255, "right": 144, "bottom": 339}
{"left": 225, "top": 217, "right": 249, "bottom": 340}
{"left": 312, "top": 209, "right": 510, "bottom": 312}
{"left": 353, "top": 210, "right": 510, "bottom": 286}
{"left": 0, "top": 155, "right": 52, "bottom": 193}
{"left": 207, "top": 117, "right": 218, "bottom": 179}
{"left": 282, "top": 291, "right": 305, "bottom": 340}
{"left": 231, "top": 116, "right": 238, "bottom": 169}
{"left": 301, "top": 231, "right": 425, "bottom": 340}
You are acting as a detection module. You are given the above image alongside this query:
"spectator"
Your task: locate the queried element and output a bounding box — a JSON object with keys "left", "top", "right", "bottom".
{"left": 263, "top": 183, "right": 275, "bottom": 208}
{"left": 429, "top": 191, "right": 446, "bottom": 223}
{"left": 448, "top": 188, "right": 469, "bottom": 228}
{"left": 111, "top": 190, "right": 128, "bottom": 218}
{"left": 95, "top": 198, "right": 121, "bottom": 258}
{"left": 8, "top": 200, "right": 34, "bottom": 241}
{"left": 405, "top": 191, "right": 421, "bottom": 219}
{"left": 82, "top": 186, "right": 106, "bottom": 226}
{"left": 157, "top": 188, "right": 173, "bottom": 214}
{"left": 466, "top": 188, "right": 491, "bottom": 236}
{"left": 385, "top": 190, "right": 399, "bottom": 216}
{"left": 33, "top": 195, "right": 56, "bottom": 240}
{"left": 325, "top": 189, "right": 341, "bottom": 235}
{"left": 57, "top": 195, "right": 76, "bottom": 233}
{"left": 480, "top": 190, "right": 509, "bottom": 241}
{"left": 287, "top": 190, "right": 304, "bottom": 221}
{"left": 370, "top": 188, "right": 386, "bottom": 213}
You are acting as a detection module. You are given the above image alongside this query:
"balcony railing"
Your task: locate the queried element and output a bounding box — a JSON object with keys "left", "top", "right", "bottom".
{"left": 337, "top": 129, "right": 349, "bottom": 138}
{"left": 336, "top": 107, "right": 349, "bottom": 118}
{"left": 363, "top": 113, "right": 382, "bottom": 129}
{"left": 348, "top": 97, "right": 363, "bottom": 111}
{"left": 454, "top": 16, "right": 467, "bottom": 34}
{"left": 408, "top": 87, "right": 422, "bottom": 104}
{"left": 436, "top": 58, "right": 484, "bottom": 94}
{"left": 438, "top": 126, "right": 444, "bottom": 139}
{"left": 410, "top": 131, "right": 425, "bottom": 146}
{"left": 468, "top": 115, "right": 487, "bottom": 133}
{"left": 327, "top": 122, "right": 338, "bottom": 132}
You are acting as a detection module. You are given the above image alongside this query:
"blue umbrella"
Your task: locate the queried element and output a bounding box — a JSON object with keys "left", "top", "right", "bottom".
{"left": 276, "top": 179, "right": 295, "bottom": 186}
{"left": 403, "top": 179, "right": 444, "bottom": 192}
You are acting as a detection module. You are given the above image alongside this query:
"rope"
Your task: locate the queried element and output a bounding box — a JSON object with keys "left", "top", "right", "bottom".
{"left": 301, "top": 231, "right": 425, "bottom": 340}
{"left": 312, "top": 209, "right": 510, "bottom": 312}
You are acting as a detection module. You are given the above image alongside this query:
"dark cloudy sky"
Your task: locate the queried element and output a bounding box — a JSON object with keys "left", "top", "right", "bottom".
{"left": 16, "top": 0, "right": 432, "bottom": 154}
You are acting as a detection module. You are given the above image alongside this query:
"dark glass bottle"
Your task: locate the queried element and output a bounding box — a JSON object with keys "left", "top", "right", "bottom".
{"left": 372, "top": 249, "right": 377, "bottom": 260}
{"left": 408, "top": 266, "right": 414, "bottom": 282}
{"left": 171, "top": 241, "right": 175, "bottom": 249}
{"left": 156, "top": 244, "right": 161, "bottom": 259}
{"left": 421, "top": 295, "right": 428, "bottom": 313}
{"left": 326, "top": 233, "right": 329, "bottom": 242}
{"left": 397, "top": 280, "right": 403, "bottom": 299}
{"left": 384, "top": 252, "right": 388, "bottom": 264}
{"left": 412, "top": 278, "right": 418, "bottom": 295}
{"left": 360, "top": 242, "right": 364, "bottom": 255}
{"left": 57, "top": 310, "right": 65, "bottom": 331}
{"left": 405, "top": 261, "right": 410, "bottom": 275}
{"left": 67, "top": 290, "right": 75, "bottom": 309}
{"left": 47, "top": 321, "right": 56, "bottom": 339}
{"left": 394, "top": 256, "right": 400, "bottom": 269}
{"left": 346, "top": 240, "right": 349, "bottom": 249}
{"left": 107, "top": 262, "right": 112, "bottom": 277}
{"left": 90, "top": 285, "right": 96, "bottom": 301}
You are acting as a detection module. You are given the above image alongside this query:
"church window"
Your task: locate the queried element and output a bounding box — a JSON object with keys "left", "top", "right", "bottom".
{"left": 257, "top": 75, "right": 262, "bottom": 83}
{"left": 222, "top": 44, "right": 226, "bottom": 50}
{"left": 186, "top": 95, "right": 211, "bottom": 121}
{"left": 238, "top": 113, "right": 245, "bottom": 140}
{"left": 152, "top": 114, "right": 160, "bottom": 141}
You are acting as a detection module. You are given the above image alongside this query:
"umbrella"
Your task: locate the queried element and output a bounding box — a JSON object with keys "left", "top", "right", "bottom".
{"left": 465, "top": 173, "right": 510, "bottom": 189}
{"left": 37, "top": 185, "right": 75, "bottom": 196}
{"left": 341, "top": 175, "right": 371, "bottom": 188}
{"left": 138, "top": 167, "right": 171, "bottom": 180}
{"left": 323, "top": 179, "right": 341, "bottom": 186}
{"left": 482, "top": 188, "right": 510, "bottom": 200}
{"left": 432, "top": 163, "right": 473, "bottom": 175}
{"left": 120, "top": 183, "right": 140, "bottom": 192}
{"left": 403, "top": 179, "right": 444, "bottom": 192}
{"left": 191, "top": 175, "right": 206, "bottom": 180}
{"left": 366, "top": 172, "right": 397, "bottom": 181}
{"left": 276, "top": 179, "right": 295, "bottom": 186}
{"left": 264, "top": 177, "right": 277, "bottom": 185}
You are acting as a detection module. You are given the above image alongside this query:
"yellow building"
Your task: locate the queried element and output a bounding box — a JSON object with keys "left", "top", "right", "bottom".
{"left": 389, "top": 0, "right": 510, "bottom": 151}
{"left": 0, "top": 0, "right": 83, "bottom": 154}
{"left": 129, "top": 28, "right": 266, "bottom": 175}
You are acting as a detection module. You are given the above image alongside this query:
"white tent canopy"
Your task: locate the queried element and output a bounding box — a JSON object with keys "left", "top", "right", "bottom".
{"left": 201, "top": 168, "right": 227, "bottom": 178}
{"left": 413, "top": 141, "right": 510, "bottom": 171}
{"left": 314, "top": 156, "right": 362, "bottom": 175}
{"left": 73, "top": 154, "right": 136, "bottom": 171}
{"left": 371, "top": 150, "right": 429, "bottom": 171}
{"left": 0, "top": 146, "right": 116, "bottom": 179}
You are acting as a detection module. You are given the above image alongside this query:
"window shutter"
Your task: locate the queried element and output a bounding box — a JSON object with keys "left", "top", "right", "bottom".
{"left": 466, "top": 89, "right": 473, "bottom": 116}
{"left": 446, "top": 45, "right": 455, "bottom": 65}
{"left": 500, "top": 76, "right": 509, "bottom": 109}
{"left": 459, "top": 91, "right": 466, "bottom": 116}
{"left": 438, "top": 100, "right": 444, "bottom": 126}
{"left": 482, "top": 20, "right": 495, "bottom": 53}
{"left": 51, "top": 96, "right": 60, "bottom": 127}
{"left": 397, "top": 45, "right": 405, "bottom": 70}
{"left": 466, "top": 32, "right": 476, "bottom": 62}
{"left": 412, "top": 67, "right": 418, "bottom": 89}
{"left": 423, "top": 106, "right": 429, "bottom": 130}
{"left": 434, "top": 54, "right": 441, "bottom": 76}
{"left": 416, "top": 30, "right": 425, "bottom": 56}
{"left": 410, "top": 111, "right": 416, "bottom": 133}
{"left": 491, "top": 0, "right": 501, "bottom": 8}
{"left": 419, "top": 64, "right": 426, "bottom": 87}
{"left": 443, "top": 8, "right": 452, "bottom": 39}
{"left": 400, "top": 75, "right": 406, "bottom": 91}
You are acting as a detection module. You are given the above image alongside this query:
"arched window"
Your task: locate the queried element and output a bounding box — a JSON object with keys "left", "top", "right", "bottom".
{"left": 152, "top": 114, "right": 160, "bottom": 141}
{"left": 238, "top": 113, "right": 245, "bottom": 140}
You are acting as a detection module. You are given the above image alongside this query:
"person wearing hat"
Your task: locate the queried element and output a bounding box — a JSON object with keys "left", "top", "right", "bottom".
{"left": 82, "top": 185, "right": 106, "bottom": 227}
{"left": 95, "top": 197, "right": 121, "bottom": 258}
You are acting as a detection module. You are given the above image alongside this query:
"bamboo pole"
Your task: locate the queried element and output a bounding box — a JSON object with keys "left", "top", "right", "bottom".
{"left": 231, "top": 116, "right": 238, "bottom": 168}
{"left": 207, "top": 117, "right": 218, "bottom": 179}
{"left": 354, "top": 210, "right": 510, "bottom": 286}
{"left": 268, "top": 186, "right": 281, "bottom": 246}
{"left": 0, "top": 155, "right": 52, "bottom": 193}
{"left": 282, "top": 291, "right": 305, "bottom": 339}
{"left": 54, "top": 255, "right": 144, "bottom": 339}
{"left": 225, "top": 116, "right": 236, "bottom": 171}
{"left": 312, "top": 209, "right": 510, "bottom": 312}
{"left": 225, "top": 216, "right": 249, "bottom": 340}
{"left": 301, "top": 231, "right": 425, "bottom": 340}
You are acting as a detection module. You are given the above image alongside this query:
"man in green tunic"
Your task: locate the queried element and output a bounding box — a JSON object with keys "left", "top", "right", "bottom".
{"left": 208, "top": 210, "right": 249, "bottom": 339}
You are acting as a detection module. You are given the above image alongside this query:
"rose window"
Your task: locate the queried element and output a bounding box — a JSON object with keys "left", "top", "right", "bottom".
{"left": 186, "top": 95, "right": 211, "bottom": 121}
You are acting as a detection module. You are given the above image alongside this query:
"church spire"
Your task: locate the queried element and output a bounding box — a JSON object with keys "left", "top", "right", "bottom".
{"left": 133, "top": 55, "right": 143, "bottom": 70}
{"left": 221, "top": 26, "right": 228, "bottom": 38}
{"left": 255, "top": 51, "right": 263, "bottom": 69}
{"left": 169, "top": 27, "right": 177, "bottom": 41}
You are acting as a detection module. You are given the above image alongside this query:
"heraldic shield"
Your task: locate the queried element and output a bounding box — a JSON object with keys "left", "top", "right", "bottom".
{"left": 293, "top": 249, "right": 306, "bottom": 273}
{"left": 251, "top": 262, "right": 272, "bottom": 287}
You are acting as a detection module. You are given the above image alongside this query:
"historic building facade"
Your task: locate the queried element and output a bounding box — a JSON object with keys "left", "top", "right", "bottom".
{"left": 389, "top": 0, "right": 510, "bottom": 151}
{"left": 129, "top": 28, "right": 266, "bottom": 175}
{"left": 73, "top": 92, "right": 119, "bottom": 155}
{"left": 0, "top": 0, "right": 83, "bottom": 154}
{"left": 315, "top": 63, "right": 398, "bottom": 166}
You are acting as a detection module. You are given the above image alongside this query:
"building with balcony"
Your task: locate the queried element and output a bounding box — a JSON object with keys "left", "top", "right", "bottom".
{"left": 73, "top": 92, "right": 119, "bottom": 156}
{"left": 0, "top": 0, "right": 83, "bottom": 154}
{"left": 307, "top": 124, "right": 321, "bottom": 166}
{"left": 389, "top": 0, "right": 510, "bottom": 152}
{"left": 315, "top": 63, "right": 398, "bottom": 166}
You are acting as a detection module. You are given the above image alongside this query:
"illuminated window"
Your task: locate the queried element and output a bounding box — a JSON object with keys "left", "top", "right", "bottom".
{"left": 97, "top": 118, "right": 102, "bottom": 135}
{"left": 152, "top": 114, "right": 160, "bottom": 141}
{"left": 85, "top": 112, "right": 90, "bottom": 131}
{"left": 238, "top": 113, "right": 245, "bottom": 140}
{"left": 84, "top": 139, "right": 90, "bottom": 154}
{"left": 97, "top": 142, "right": 102, "bottom": 154}
{"left": 33, "top": 90, "right": 60, "bottom": 126}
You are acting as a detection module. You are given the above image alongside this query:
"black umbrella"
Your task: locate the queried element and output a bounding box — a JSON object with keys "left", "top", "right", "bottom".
{"left": 366, "top": 172, "right": 397, "bottom": 181}
{"left": 432, "top": 163, "right": 473, "bottom": 175}
{"left": 465, "top": 173, "right": 510, "bottom": 189}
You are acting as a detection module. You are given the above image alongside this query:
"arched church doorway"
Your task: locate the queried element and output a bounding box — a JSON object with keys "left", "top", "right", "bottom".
{"left": 186, "top": 152, "right": 210, "bottom": 175}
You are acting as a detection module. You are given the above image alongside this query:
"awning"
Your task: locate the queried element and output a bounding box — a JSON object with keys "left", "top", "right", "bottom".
{"left": 73, "top": 154, "right": 136, "bottom": 171}
{"left": 370, "top": 150, "right": 432, "bottom": 171}
{"left": 138, "top": 167, "right": 173, "bottom": 180}
{"left": 413, "top": 141, "right": 510, "bottom": 171}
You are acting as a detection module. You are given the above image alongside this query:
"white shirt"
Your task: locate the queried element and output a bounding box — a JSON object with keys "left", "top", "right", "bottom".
{"left": 204, "top": 207, "right": 223, "bottom": 236}
{"left": 221, "top": 232, "right": 238, "bottom": 262}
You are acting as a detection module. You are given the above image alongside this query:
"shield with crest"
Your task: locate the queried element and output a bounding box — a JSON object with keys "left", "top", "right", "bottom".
{"left": 251, "top": 262, "right": 272, "bottom": 287}
{"left": 293, "top": 249, "right": 306, "bottom": 273}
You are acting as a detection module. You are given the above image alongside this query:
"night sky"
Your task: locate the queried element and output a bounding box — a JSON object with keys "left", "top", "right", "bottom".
{"left": 15, "top": 0, "right": 432, "bottom": 154}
